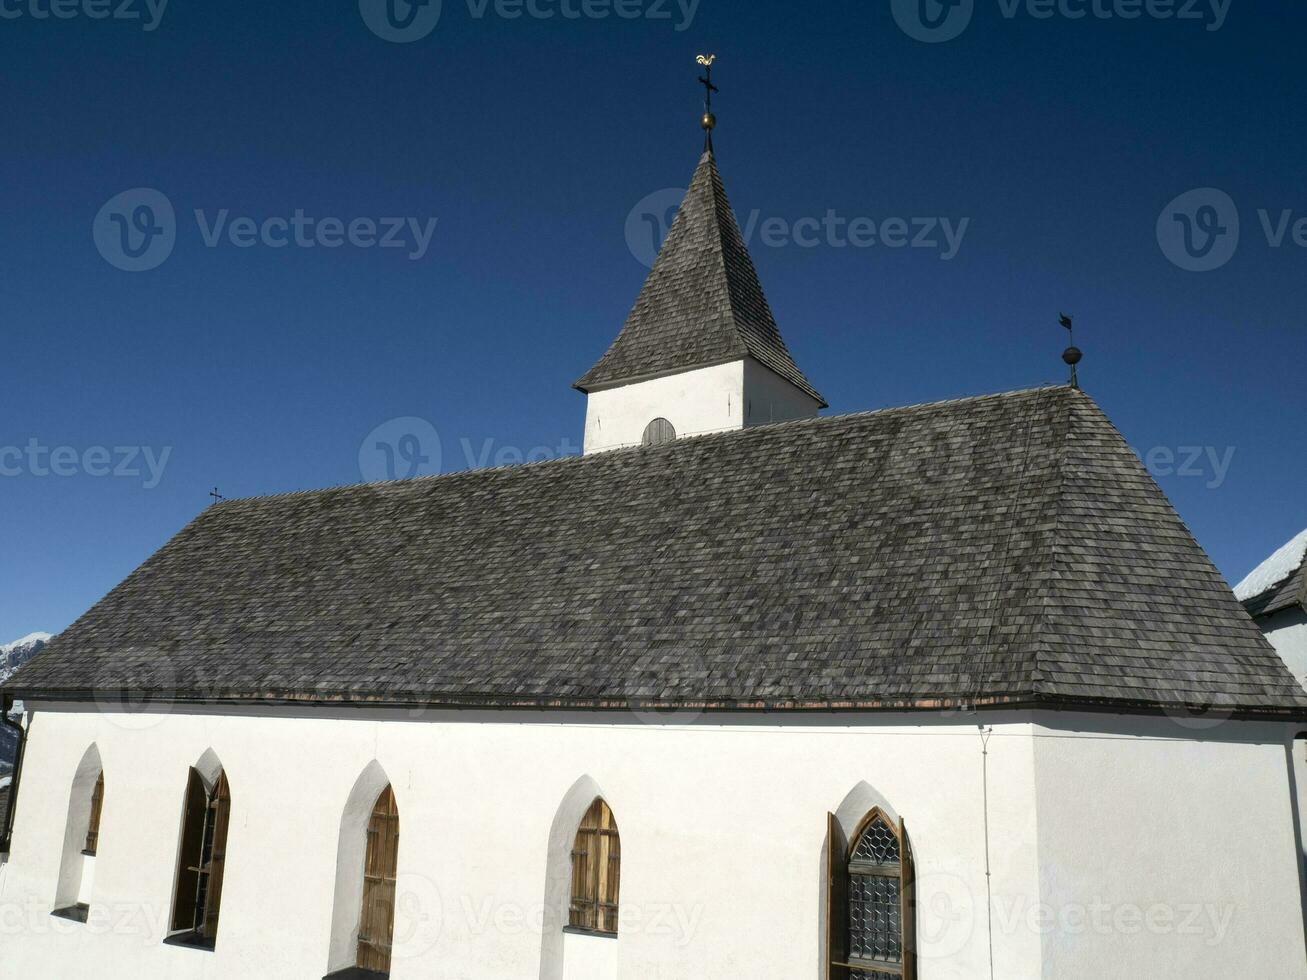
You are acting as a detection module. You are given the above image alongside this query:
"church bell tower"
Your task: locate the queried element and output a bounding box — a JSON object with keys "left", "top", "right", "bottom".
{"left": 574, "top": 57, "right": 825, "bottom": 454}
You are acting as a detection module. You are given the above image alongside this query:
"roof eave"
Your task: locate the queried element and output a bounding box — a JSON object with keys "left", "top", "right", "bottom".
{"left": 13, "top": 686, "right": 1307, "bottom": 723}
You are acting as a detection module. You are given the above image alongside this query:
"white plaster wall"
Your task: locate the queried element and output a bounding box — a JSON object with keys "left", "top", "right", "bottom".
{"left": 581, "top": 358, "right": 820, "bottom": 454}
{"left": 742, "top": 358, "right": 823, "bottom": 426}
{"left": 0, "top": 706, "right": 1299, "bottom": 980}
{"left": 1031, "top": 713, "right": 1307, "bottom": 977}
{"left": 561, "top": 930, "right": 617, "bottom": 979}
{"left": 583, "top": 361, "right": 745, "bottom": 454}
{"left": 1261, "top": 609, "right": 1307, "bottom": 692}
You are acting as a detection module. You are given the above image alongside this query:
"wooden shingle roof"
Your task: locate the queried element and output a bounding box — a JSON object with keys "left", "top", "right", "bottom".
{"left": 9, "top": 386, "right": 1305, "bottom": 717}
{"left": 1243, "top": 563, "right": 1306, "bottom": 619}
{"left": 574, "top": 150, "right": 825, "bottom": 405}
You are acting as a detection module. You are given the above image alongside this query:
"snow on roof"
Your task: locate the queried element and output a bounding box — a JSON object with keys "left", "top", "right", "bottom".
{"left": 0, "top": 776, "right": 11, "bottom": 790}
{"left": 1235, "top": 528, "right": 1307, "bottom": 601}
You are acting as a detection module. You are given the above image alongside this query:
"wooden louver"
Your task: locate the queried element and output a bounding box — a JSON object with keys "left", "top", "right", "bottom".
{"left": 569, "top": 798, "right": 621, "bottom": 935}
{"left": 84, "top": 772, "right": 104, "bottom": 855}
{"left": 356, "top": 785, "right": 400, "bottom": 973}
{"left": 170, "top": 768, "right": 231, "bottom": 944}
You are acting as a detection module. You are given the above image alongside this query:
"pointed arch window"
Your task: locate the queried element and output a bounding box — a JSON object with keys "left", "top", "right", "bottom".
{"left": 83, "top": 773, "right": 104, "bottom": 855}
{"left": 52, "top": 747, "right": 103, "bottom": 922}
{"left": 826, "top": 810, "right": 915, "bottom": 980}
{"left": 568, "top": 798, "right": 621, "bottom": 935}
{"left": 355, "top": 784, "right": 401, "bottom": 974}
{"left": 168, "top": 768, "right": 231, "bottom": 949}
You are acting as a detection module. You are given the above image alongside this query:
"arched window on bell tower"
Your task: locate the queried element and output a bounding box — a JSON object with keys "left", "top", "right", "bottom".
{"left": 642, "top": 418, "right": 676, "bottom": 446}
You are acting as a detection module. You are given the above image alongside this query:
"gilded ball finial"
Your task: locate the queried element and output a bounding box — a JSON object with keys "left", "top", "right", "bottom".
{"left": 702, "top": 112, "right": 716, "bottom": 131}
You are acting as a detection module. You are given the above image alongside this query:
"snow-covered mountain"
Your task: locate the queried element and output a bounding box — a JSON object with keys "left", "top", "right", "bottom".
{"left": 1, "top": 632, "right": 51, "bottom": 684}
{"left": 0, "top": 632, "right": 52, "bottom": 771}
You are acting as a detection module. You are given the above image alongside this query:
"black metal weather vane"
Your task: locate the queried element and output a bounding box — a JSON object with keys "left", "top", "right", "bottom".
{"left": 697, "top": 54, "right": 718, "bottom": 151}
{"left": 1059, "top": 313, "right": 1083, "bottom": 388}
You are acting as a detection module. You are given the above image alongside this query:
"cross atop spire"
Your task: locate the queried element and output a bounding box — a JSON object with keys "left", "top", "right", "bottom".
{"left": 696, "top": 54, "right": 718, "bottom": 151}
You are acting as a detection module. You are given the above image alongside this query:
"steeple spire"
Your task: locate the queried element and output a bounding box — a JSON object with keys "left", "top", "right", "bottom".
{"left": 696, "top": 54, "right": 718, "bottom": 153}
{"left": 574, "top": 100, "right": 825, "bottom": 453}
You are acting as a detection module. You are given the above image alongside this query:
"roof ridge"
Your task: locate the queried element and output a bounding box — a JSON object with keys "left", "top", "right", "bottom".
{"left": 1030, "top": 385, "right": 1074, "bottom": 696}
{"left": 207, "top": 385, "right": 1076, "bottom": 508}
{"left": 964, "top": 385, "right": 1060, "bottom": 705}
{"left": 699, "top": 152, "right": 751, "bottom": 364}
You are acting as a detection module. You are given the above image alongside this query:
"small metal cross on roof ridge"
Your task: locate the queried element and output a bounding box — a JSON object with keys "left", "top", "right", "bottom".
{"left": 209, "top": 487, "right": 225, "bottom": 506}
{"left": 696, "top": 54, "right": 718, "bottom": 150}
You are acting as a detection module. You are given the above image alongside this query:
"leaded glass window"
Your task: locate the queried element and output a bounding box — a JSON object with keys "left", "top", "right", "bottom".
{"left": 845, "top": 812, "right": 908, "bottom": 977}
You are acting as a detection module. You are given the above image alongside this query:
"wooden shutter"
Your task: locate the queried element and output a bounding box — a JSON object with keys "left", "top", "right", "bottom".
{"left": 900, "top": 818, "right": 915, "bottom": 980}
{"left": 642, "top": 418, "right": 676, "bottom": 446}
{"left": 357, "top": 785, "right": 400, "bottom": 973}
{"left": 569, "top": 799, "right": 621, "bottom": 935}
{"left": 201, "top": 772, "right": 231, "bottom": 940}
{"left": 84, "top": 773, "right": 104, "bottom": 854}
{"left": 826, "top": 812, "right": 850, "bottom": 980}
{"left": 171, "top": 769, "right": 207, "bottom": 932}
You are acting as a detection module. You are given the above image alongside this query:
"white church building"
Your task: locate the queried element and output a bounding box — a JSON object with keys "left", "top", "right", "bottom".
{"left": 4, "top": 117, "right": 1307, "bottom": 980}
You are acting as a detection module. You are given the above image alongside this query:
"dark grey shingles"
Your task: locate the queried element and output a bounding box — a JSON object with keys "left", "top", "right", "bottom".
{"left": 574, "top": 150, "right": 825, "bottom": 406}
{"left": 1243, "top": 563, "right": 1306, "bottom": 619}
{"left": 8, "top": 386, "right": 1306, "bottom": 715}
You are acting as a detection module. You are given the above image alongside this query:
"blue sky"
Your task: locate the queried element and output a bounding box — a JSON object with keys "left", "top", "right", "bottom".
{"left": 2, "top": 0, "right": 1304, "bottom": 641}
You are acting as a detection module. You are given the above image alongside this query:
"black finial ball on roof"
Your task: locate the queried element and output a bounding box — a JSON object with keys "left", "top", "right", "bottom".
{"left": 1063, "top": 346, "right": 1083, "bottom": 367}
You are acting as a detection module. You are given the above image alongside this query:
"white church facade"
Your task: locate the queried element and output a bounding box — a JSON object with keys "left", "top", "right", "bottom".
{"left": 3, "top": 131, "right": 1307, "bottom": 979}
